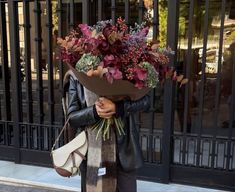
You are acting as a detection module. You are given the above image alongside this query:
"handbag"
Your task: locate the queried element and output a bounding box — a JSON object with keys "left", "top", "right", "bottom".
{"left": 51, "top": 117, "right": 88, "bottom": 177}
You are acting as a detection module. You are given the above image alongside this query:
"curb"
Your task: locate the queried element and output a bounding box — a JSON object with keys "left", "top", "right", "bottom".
{"left": 0, "top": 176, "right": 80, "bottom": 192}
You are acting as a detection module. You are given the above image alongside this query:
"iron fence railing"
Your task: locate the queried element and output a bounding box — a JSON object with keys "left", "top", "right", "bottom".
{"left": 0, "top": 0, "right": 235, "bottom": 190}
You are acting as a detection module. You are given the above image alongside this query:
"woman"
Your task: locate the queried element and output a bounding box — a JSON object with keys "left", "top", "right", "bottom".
{"left": 65, "top": 70, "right": 150, "bottom": 192}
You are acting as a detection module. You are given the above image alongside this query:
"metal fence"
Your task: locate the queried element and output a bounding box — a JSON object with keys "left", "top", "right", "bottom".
{"left": 0, "top": 0, "right": 235, "bottom": 190}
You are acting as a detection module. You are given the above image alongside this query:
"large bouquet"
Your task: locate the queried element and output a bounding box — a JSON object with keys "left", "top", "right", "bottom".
{"left": 57, "top": 18, "right": 183, "bottom": 140}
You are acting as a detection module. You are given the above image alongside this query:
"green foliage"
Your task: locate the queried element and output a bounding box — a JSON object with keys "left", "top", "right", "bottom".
{"left": 90, "top": 117, "right": 125, "bottom": 140}
{"left": 142, "top": 61, "right": 159, "bottom": 88}
{"left": 75, "top": 53, "right": 101, "bottom": 73}
{"left": 52, "top": 2, "right": 58, "bottom": 33}
{"left": 179, "top": 16, "right": 186, "bottom": 37}
{"left": 159, "top": 0, "right": 168, "bottom": 47}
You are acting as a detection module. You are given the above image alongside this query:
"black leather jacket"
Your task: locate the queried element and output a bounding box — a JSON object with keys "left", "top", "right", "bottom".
{"left": 67, "top": 74, "right": 150, "bottom": 172}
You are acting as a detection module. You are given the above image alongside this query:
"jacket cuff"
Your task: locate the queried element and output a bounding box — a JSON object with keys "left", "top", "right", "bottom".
{"left": 93, "top": 105, "right": 100, "bottom": 121}
{"left": 115, "top": 101, "right": 124, "bottom": 117}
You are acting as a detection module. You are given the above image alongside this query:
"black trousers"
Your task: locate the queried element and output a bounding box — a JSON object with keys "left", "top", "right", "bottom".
{"left": 80, "top": 161, "right": 137, "bottom": 192}
{"left": 117, "top": 168, "right": 137, "bottom": 192}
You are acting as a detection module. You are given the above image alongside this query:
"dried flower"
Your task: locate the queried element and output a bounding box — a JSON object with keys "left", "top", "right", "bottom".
{"left": 57, "top": 18, "right": 177, "bottom": 89}
{"left": 105, "top": 67, "right": 123, "bottom": 84}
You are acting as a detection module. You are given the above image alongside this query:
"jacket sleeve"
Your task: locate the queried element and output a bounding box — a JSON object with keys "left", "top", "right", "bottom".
{"left": 116, "top": 94, "right": 150, "bottom": 117}
{"left": 67, "top": 76, "right": 99, "bottom": 130}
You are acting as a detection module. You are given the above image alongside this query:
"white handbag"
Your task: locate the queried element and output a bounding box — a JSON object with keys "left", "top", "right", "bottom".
{"left": 51, "top": 118, "right": 88, "bottom": 177}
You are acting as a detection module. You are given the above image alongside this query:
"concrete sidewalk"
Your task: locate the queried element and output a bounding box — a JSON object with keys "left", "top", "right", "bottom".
{"left": 0, "top": 160, "right": 229, "bottom": 192}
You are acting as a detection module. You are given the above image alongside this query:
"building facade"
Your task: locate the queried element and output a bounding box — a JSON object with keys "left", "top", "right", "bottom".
{"left": 0, "top": 0, "right": 235, "bottom": 190}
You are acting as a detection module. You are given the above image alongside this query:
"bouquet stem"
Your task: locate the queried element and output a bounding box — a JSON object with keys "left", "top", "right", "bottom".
{"left": 90, "top": 117, "right": 125, "bottom": 140}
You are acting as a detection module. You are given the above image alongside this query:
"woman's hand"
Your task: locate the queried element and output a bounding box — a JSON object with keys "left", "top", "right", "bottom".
{"left": 95, "top": 97, "right": 116, "bottom": 119}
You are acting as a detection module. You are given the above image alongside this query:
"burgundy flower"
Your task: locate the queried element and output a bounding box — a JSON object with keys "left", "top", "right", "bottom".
{"left": 98, "top": 39, "right": 110, "bottom": 53}
{"left": 84, "top": 38, "right": 99, "bottom": 55}
{"left": 60, "top": 50, "right": 81, "bottom": 67}
{"left": 103, "top": 24, "right": 113, "bottom": 39}
{"left": 144, "top": 52, "right": 157, "bottom": 66}
{"left": 103, "top": 54, "right": 118, "bottom": 67}
{"left": 57, "top": 18, "right": 171, "bottom": 90}
{"left": 110, "top": 39, "right": 126, "bottom": 54}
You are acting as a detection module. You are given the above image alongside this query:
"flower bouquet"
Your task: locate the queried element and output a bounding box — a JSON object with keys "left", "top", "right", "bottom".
{"left": 57, "top": 18, "right": 182, "bottom": 140}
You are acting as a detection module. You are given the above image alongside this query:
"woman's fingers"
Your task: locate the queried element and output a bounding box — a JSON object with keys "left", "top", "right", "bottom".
{"left": 97, "top": 110, "right": 115, "bottom": 117}
{"left": 95, "top": 104, "right": 115, "bottom": 118}
{"left": 96, "top": 105, "right": 112, "bottom": 113}
{"left": 96, "top": 101, "right": 115, "bottom": 112}
{"left": 95, "top": 100, "right": 103, "bottom": 107}
{"left": 97, "top": 97, "right": 116, "bottom": 113}
{"left": 96, "top": 110, "right": 115, "bottom": 118}
{"left": 98, "top": 112, "right": 115, "bottom": 119}
{"left": 95, "top": 97, "right": 116, "bottom": 119}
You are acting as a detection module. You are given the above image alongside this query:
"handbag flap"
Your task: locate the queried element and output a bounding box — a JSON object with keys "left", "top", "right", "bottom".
{"left": 51, "top": 131, "right": 87, "bottom": 167}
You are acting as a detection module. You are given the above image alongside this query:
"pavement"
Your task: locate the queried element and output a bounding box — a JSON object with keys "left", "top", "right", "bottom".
{"left": 0, "top": 160, "right": 230, "bottom": 192}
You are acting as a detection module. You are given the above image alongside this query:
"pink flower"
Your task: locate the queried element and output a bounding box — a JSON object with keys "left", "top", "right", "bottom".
{"left": 84, "top": 38, "right": 99, "bottom": 54}
{"left": 105, "top": 67, "right": 123, "bottom": 84}
{"left": 137, "top": 27, "right": 149, "bottom": 37}
{"left": 134, "top": 80, "right": 145, "bottom": 89}
{"left": 134, "top": 67, "right": 147, "bottom": 81}
{"left": 79, "top": 24, "right": 91, "bottom": 37}
{"left": 103, "top": 54, "right": 118, "bottom": 67}
{"left": 105, "top": 72, "right": 114, "bottom": 84}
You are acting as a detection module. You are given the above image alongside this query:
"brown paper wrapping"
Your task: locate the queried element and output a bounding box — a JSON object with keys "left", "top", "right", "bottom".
{"left": 68, "top": 65, "right": 150, "bottom": 101}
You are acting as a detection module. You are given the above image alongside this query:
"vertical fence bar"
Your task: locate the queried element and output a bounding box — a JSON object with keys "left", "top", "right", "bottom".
{"left": 211, "top": 0, "right": 226, "bottom": 169}
{"left": 0, "top": 95, "right": 1, "bottom": 120}
{"left": 182, "top": 0, "right": 194, "bottom": 165}
{"left": 26, "top": 124, "right": 31, "bottom": 149}
{"left": 98, "top": 0, "right": 102, "bottom": 21}
{"left": 162, "top": 0, "right": 179, "bottom": 183}
{"left": 8, "top": 0, "right": 22, "bottom": 163}
{"left": 34, "top": 0, "right": 44, "bottom": 124}
{"left": 226, "top": 46, "right": 235, "bottom": 170}
{"left": 46, "top": 0, "right": 54, "bottom": 125}
{"left": 149, "top": 90, "right": 155, "bottom": 163}
{"left": 153, "top": 0, "right": 159, "bottom": 39}
{"left": 23, "top": 0, "right": 33, "bottom": 123}
{"left": 138, "top": 0, "right": 144, "bottom": 24}
{"left": 83, "top": 0, "right": 89, "bottom": 24}
{"left": 0, "top": 1, "right": 11, "bottom": 121}
{"left": 57, "top": 0, "right": 64, "bottom": 125}
{"left": 5, "top": 122, "right": 10, "bottom": 145}
{"left": 90, "top": 0, "right": 96, "bottom": 25}
{"left": 196, "top": 0, "right": 210, "bottom": 167}
{"left": 46, "top": 0, "right": 54, "bottom": 149}
{"left": 69, "top": 0, "right": 74, "bottom": 29}
{"left": 124, "top": 0, "right": 129, "bottom": 25}
{"left": 111, "top": 0, "right": 116, "bottom": 23}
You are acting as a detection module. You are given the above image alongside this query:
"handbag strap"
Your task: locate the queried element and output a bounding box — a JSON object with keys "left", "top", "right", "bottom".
{"left": 51, "top": 117, "right": 70, "bottom": 152}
